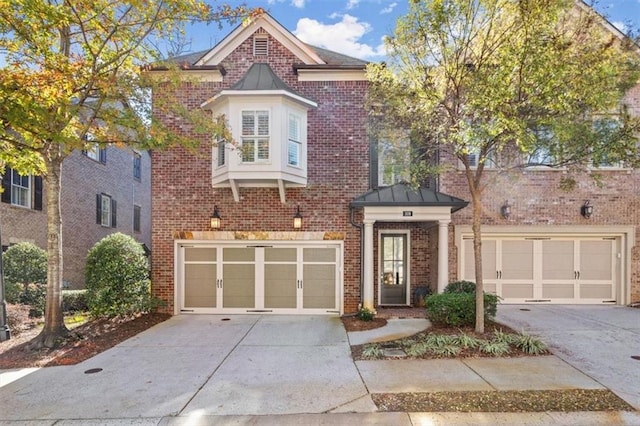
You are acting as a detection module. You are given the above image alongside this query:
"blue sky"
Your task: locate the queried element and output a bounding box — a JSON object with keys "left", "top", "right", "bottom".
{"left": 185, "top": 0, "right": 640, "bottom": 60}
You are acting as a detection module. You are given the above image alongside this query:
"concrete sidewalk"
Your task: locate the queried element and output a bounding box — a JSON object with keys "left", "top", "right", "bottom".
{"left": 1, "top": 314, "right": 638, "bottom": 425}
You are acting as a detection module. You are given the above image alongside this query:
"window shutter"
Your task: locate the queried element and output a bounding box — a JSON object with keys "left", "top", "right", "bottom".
{"left": 96, "top": 194, "right": 102, "bottom": 224}
{"left": 33, "top": 176, "right": 43, "bottom": 210}
{"left": 99, "top": 148, "right": 107, "bottom": 164}
{"left": 1, "top": 171, "right": 10, "bottom": 204}
{"left": 111, "top": 199, "right": 117, "bottom": 227}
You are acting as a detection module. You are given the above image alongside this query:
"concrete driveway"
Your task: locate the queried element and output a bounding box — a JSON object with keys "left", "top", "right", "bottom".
{"left": 0, "top": 315, "right": 372, "bottom": 421}
{"left": 496, "top": 305, "right": 640, "bottom": 410}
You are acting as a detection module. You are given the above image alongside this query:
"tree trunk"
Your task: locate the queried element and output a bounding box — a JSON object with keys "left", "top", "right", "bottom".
{"left": 30, "top": 155, "right": 68, "bottom": 348}
{"left": 471, "top": 189, "right": 484, "bottom": 334}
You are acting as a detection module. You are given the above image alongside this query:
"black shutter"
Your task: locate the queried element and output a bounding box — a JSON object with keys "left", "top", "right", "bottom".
{"left": 111, "top": 199, "right": 117, "bottom": 227}
{"left": 99, "top": 148, "right": 107, "bottom": 164}
{"left": 33, "top": 176, "right": 43, "bottom": 210}
{"left": 1, "top": 170, "right": 10, "bottom": 204}
{"left": 96, "top": 194, "right": 102, "bottom": 224}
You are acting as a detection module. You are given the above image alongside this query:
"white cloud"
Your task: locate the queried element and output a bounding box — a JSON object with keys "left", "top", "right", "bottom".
{"left": 291, "top": 0, "right": 305, "bottom": 8}
{"left": 347, "top": 0, "right": 360, "bottom": 9}
{"left": 294, "top": 14, "right": 387, "bottom": 59}
{"left": 612, "top": 21, "right": 627, "bottom": 33}
{"left": 380, "top": 2, "right": 397, "bottom": 14}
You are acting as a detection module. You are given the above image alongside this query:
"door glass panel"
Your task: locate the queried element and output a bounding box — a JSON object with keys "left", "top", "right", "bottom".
{"left": 222, "top": 264, "right": 255, "bottom": 308}
{"left": 580, "top": 241, "right": 612, "bottom": 281}
{"left": 303, "top": 264, "right": 336, "bottom": 309}
{"left": 265, "top": 248, "right": 297, "bottom": 262}
{"left": 184, "top": 264, "right": 216, "bottom": 308}
{"left": 501, "top": 240, "right": 533, "bottom": 280}
{"left": 265, "top": 264, "right": 297, "bottom": 308}
{"left": 542, "top": 240, "right": 574, "bottom": 280}
{"left": 303, "top": 248, "right": 335, "bottom": 262}
{"left": 185, "top": 247, "right": 216, "bottom": 262}
{"left": 380, "top": 234, "right": 407, "bottom": 305}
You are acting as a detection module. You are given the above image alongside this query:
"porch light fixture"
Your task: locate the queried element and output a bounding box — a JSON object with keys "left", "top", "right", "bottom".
{"left": 210, "top": 206, "right": 222, "bottom": 229}
{"left": 293, "top": 206, "right": 303, "bottom": 229}
{"left": 581, "top": 200, "right": 593, "bottom": 219}
{"left": 500, "top": 200, "right": 511, "bottom": 219}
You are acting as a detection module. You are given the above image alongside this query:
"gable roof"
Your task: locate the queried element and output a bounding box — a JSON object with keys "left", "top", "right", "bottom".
{"left": 351, "top": 183, "right": 469, "bottom": 212}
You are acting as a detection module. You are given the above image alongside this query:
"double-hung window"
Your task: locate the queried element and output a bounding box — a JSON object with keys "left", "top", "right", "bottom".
{"left": 96, "top": 193, "right": 116, "bottom": 227}
{"left": 241, "top": 110, "right": 270, "bottom": 163}
{"left": 10, "top": 169, "right": 31, "bottom": 208}
{"left": 217, "top": 140, "right": 226, "bottom": 167}
{"left": 133, "top": 153, "right": 142, "bottom": 180}
{"left": 288, "top": 113, "right": 302, "bottom": 167}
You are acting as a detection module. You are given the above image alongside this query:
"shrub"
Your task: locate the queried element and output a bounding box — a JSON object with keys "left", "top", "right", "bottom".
{"left": 357, "top": 306, "right": 376, "bottom": 321}
{"left": 444, "top": 280, "right": 477, "bottom": 294}
{"left": 6, "top": 303, "right": 32, "bottom": 336}
{"left": 425, "top": 292, "right": 499, "bottom": 327}
{"left": 62, "top": 290, "right": 89, "bottom": 313}
{"left": 2, "top": 242, "right": 48, "bottom": 317}
{"left": 85, "top": 233, "right": 156, "bottom": 318}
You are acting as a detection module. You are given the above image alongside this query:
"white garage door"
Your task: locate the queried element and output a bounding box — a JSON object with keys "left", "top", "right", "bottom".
{"left": 461, "top": 236, "right": 618, "bottom": 304}
{"left": 177, "top": 242, "right": 342, "bottom": 314}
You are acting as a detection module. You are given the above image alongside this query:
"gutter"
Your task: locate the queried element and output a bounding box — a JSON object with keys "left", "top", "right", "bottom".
{"left": 349, "top": 205, "right": 364, "bottom": 311}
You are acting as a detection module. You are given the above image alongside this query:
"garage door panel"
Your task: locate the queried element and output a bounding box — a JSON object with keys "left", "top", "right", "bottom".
{"left": 185, "top": 247, "right": 216, "bottom": 262}
{"left": 304, "top": 248, "right": 335, "bottom": 262}
{"left": 581, "top": 284, "right": 613, "bottom": 299}
{"left": 463, "top": 239, "right": 496, "bottom": 280}
{"left": 542, "top": 241, "right": 574, "bottom": 280}
{"left": 184, "top": 264, "right": 217, "bottom": 308}
{"left": 502, "top": 283, "right": 534, "bottom": 299}
{"left": 542, "top": 283, "right": 574, "bottom": 299}
{"left": 223, "top": 264, "right": 255, "bottom": 308}
{"left": 502, "top": 240, "right": 533, "bottom": 280}
{"left": 303, "top": 264, "right": 336, "bottom": 309}
{"left": 265, "top": 264, "right": 297, "bottom": 308}
{"left": 580, "top": 241, "right": 612, "bottom": 281}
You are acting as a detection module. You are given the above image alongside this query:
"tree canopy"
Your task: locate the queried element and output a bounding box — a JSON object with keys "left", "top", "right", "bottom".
{"left": 0, "top": 0, "right": 261, "bottom": 347}
{"left": 368, "top": 0, "right": 640, "bottom": 332}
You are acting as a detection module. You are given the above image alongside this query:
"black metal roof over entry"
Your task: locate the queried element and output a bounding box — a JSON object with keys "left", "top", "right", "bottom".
{"left": 351, "top": 183, "right": 468, "bottom": 212}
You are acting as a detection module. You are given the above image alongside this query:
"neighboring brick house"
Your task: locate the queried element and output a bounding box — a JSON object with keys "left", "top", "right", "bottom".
{"left": 150, "top": 13, "right": 638, "bottom": 316}
{"left": 1, "top": 145, "right": 151, "bottom": 289}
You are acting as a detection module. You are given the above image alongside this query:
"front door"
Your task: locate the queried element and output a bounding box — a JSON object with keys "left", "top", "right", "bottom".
{"left": 379, "top": 232, "right": 409, "bottom": 305}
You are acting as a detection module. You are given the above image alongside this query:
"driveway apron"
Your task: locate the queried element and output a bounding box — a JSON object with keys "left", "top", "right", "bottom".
{"left": 0, "top": 315, "right": 369, "bottom": 421}
{"left": 496, "top": 305, "right": 640, "bottom": 410}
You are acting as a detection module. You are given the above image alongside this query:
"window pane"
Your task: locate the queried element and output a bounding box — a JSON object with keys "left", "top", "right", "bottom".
{"left": 242, "top": 112, "right": 255, "bottom": 136}
{"left": 242, "top": 139, "right": 255, "bottom": 162}
{"left": 257, "top": 111, "right": 269, "bottom": 136}
{"left": 257, "top": 138, "right": 269, "bottom": 160}
{"left": 101, "top": 195, "right": 111, "bottom": 227}
{"left": 288, "top": 114, "right": 300, "bottom": 141}
{"left": 133, "top": 205, "right": 141, "bottom": 232}
{"left": 133, "top": 154, "right": 141, "bottom": 179}
{"left": 288, "top": 140, "right": 300, "bottom": 166}
{"left": 378, "top": 137, "right": 410, "bottom": 186}
{"left": 217, "top": 141, "right": 226, "bottom": 166}
{"left": 10, "top": 170, "right": 30, "bottom": 207}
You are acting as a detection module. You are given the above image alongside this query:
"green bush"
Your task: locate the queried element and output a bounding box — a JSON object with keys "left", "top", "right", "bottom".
{"left": 2, "top": 242, "right": 47, "bottom": 317}
{"left": 425, "top": 292, "right": 499, "bottom": 327}
{"left": 62, "top": 289, "right": 89, "bottom": 312}
{"left": 85, "top": 233, "right": 156, "bottom": 318}
{"left": 444, "top": 280, "right": 477, "bottom": 294}
{"left": 357, "top": 307, "right": 376, "bottom": 321}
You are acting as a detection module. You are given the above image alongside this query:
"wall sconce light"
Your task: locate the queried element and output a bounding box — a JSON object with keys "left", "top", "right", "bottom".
{"left": 581, "top": 200, "right": 593, "bottom": 219}
{"left": 210, "top": 206, "right": 221, "bottom": 229}
{"left": 293, "top": 206, "right": 303, "bottom": 229}
{"left": 500, "top": 200, "right": 511, "bottom": 219}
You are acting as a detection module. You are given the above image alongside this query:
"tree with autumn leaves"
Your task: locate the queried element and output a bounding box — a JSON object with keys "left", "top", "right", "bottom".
{"left": 0, "top": 0, "right": 261, "bottom": 348}
{"left": 368, "top": 0, "right": 640, "bottom": 332}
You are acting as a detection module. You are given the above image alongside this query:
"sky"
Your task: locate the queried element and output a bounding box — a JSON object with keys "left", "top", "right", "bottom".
{"left": 183, "top": 0, "right": 640, "bottom": 61}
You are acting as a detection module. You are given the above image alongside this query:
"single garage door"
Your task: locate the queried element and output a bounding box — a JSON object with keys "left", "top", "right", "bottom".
{"left": 461, "top": 236, "right": 619, "bottom": 304}
{"left": 177, "top": 242, "right": 342, "bottom": 314}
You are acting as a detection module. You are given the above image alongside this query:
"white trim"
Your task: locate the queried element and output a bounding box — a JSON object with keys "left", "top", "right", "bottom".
{"left": 363, "top": 205, "right": 452, "bottom": 223}
{"left": 202, "top": 90, "right": 317, "bottom": 110}
{"left": 297, "top": 69, "right": 367, "bottom": 82}
{"left": 196, "top": 14, "right": 325, "bottom": 66}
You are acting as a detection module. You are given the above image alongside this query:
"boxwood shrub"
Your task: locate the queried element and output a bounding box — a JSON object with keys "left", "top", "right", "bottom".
{"left": 426, "top": 291, "right": 499, "bottom": 327}
{"left": 62, "top": 289, "right": 89, "bottom": 313}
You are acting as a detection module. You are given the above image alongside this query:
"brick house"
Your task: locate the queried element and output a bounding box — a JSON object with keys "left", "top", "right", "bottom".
{"left": 150, "top": 13, "right": 638, "bottom": 316}
{"left": 1, "top": 145, "right": 151, "bottom": 289}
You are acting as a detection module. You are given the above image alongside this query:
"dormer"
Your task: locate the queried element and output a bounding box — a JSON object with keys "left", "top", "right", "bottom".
{"left": 201, "top": 63, "right": 317, "bottom": 203}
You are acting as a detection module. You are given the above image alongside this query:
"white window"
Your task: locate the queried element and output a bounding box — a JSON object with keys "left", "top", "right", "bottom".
{"left": 379, "top": 137, "right": 410, "bottom": 186}
{"left": 10, "top": 169, "right": 30, "bottom": 208}
{"left": 288, "top": 113, "right": 301, "bottom": 167}
{"left": 241, "top": 110, "right": 270, "bottom": 163}
{"left": 97, "top": 193, "right": 116, "bottom": 228}
{"left": 101, "top": 195, "right": 111, "bottom": 226}
{"left": 526, "top": 147, "right": 554, "bottom": 167}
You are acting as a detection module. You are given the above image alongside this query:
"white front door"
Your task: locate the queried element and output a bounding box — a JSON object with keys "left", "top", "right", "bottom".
{"left": 178, "top": 243, "right": 342, "bottom": 314}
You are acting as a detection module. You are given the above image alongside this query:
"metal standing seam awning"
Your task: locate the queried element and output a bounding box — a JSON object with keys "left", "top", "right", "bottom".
{"left": 350, "top": 183, "right": 469, "bottom": 310}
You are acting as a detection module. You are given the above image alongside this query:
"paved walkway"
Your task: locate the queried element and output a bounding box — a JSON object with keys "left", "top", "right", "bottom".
{"left": 0, "top": 312, "right": 638, "bottom": 425}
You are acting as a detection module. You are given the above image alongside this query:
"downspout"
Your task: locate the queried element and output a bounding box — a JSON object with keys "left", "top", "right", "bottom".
{"left": 349, "top": 205, "right": 364, "bottom": 312}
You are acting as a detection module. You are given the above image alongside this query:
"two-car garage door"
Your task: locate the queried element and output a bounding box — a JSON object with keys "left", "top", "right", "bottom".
{"left": 176, "top": 242, "right": 342, "bottom": 314}
{"left": 461, "top": 236, "right": 621, "bottom": 304}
